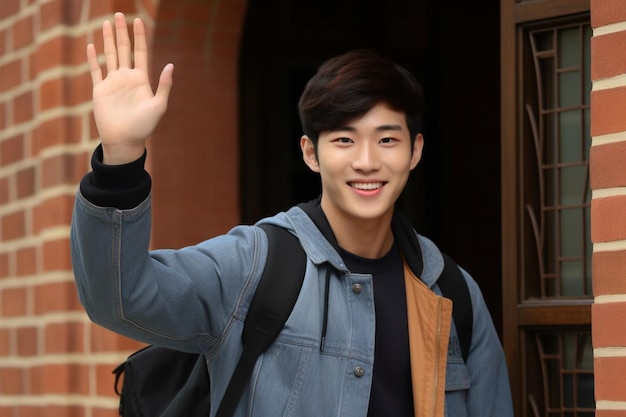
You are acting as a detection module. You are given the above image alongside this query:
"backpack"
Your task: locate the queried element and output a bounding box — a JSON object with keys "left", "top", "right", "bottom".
{"left": 112, "top": 222, "right": 472, "bottom": 417}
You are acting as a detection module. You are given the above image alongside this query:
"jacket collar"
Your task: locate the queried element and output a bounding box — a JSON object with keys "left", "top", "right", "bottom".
{"left": 263, "top": 199, "right": 445, "bottom": 287}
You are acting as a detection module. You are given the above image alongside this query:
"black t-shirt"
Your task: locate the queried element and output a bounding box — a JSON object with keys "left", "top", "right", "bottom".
{"left": 340, "top": 244, "right": 414, "bottom": 417}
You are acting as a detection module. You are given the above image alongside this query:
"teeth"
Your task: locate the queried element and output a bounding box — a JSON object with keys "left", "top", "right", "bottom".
{"left": 351, "top": 182, "right": 383, "bottom": 190}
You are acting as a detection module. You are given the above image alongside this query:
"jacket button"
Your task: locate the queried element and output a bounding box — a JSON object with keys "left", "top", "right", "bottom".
{"left": 352, "top": 283, "right": 362, "bottom": 293}
{"left": 354, "top": 366, "right": 365, "bottom": 377}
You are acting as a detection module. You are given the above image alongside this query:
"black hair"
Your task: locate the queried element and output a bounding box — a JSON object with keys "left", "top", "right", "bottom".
{"left": 298, "top": 50, "right": 424, "bottom": 146}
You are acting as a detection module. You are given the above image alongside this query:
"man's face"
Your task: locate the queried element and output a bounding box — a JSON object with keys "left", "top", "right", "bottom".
{"left": 301, "top": 103, "right": 423, "bottom": 227}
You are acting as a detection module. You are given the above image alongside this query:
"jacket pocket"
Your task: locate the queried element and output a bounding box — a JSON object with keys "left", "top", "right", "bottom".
{"left": 445, "top": 359, "right": 470, "bottom": 391}
{"left": 444, "top": 359, "right": 470, "bottom": 417}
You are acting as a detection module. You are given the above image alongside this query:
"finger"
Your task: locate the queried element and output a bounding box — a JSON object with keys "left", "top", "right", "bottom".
{"left": 133, "top": 18, "right": 148, "bottom": 72}
{"left": 86, "top": 43, "right": 102, "bottom": 85}
{"left": 154, "top": 63, "right": 174, "bottom": 111}
{"left": 114, "top": 12, "right": 132, "bottom": 68}
{"left": 102, "top": 19, "right": 118, "bottom": 72}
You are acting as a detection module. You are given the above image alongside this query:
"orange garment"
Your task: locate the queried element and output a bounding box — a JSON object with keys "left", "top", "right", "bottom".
{"left": 404, "top": 263, "right": 453, "bottom": 417}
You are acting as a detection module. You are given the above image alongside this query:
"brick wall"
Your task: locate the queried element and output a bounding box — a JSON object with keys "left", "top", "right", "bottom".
{"left": 590, "top": 0, "right": 626, "bottom": 415}
{"left": 0, "top": 0, "right": 245, "bottom": 416}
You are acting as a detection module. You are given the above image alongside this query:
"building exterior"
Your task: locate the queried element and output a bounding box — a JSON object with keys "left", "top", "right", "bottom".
{"left": 0, "top": 0, "right": 623, "bottom": 416}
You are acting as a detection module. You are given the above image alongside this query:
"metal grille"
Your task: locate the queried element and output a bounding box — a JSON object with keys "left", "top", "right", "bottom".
{"left": 524, "top": 23, "right": 592, "bottom": 299}
{"left": 527, "top": 331, "right": 594, "bottom": 417}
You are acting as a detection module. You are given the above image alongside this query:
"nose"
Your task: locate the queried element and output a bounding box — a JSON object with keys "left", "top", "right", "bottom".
{"left": 351, "top": 142, "right": 381, "bottom": 172}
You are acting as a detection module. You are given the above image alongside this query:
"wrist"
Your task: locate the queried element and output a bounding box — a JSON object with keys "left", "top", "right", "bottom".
{"left": 102, "top": 143, "right": 147, "bottom": 165}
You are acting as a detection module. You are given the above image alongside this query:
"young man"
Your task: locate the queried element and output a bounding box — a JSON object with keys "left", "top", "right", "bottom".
{"left": 71, "top": 12, "right": 513, "bottom": 417}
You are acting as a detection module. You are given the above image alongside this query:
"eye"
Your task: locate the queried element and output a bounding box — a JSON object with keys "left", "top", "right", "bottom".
{"left": 334, "top": 137, "right": 353, "bottom": 144}
{"left": 379, "top": 137, "right": 396, "bottom": 144}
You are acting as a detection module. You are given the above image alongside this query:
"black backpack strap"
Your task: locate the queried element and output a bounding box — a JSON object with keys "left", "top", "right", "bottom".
{"left": 437, "top": 253, "right": 473, "bottom": 362}
{"left": 215, "top": 224, "right": 306, "bottom": 417}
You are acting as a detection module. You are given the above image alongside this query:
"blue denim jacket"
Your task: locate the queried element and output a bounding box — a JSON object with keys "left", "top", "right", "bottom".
{"left": 71, "top": 192, "right": 513, "bottom": 417}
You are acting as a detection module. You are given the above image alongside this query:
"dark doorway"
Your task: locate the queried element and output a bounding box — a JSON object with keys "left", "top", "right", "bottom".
{"left": 238, "top": 0, "right": 503, "bottom": 333}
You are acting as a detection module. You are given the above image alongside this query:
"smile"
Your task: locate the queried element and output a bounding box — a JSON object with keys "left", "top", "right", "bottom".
{"left": 349, "top": 182, "right": 384, "bottom": 190}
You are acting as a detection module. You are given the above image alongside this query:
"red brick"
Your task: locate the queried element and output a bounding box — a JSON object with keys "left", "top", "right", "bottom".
{"left": 92, "top": 407, "right": 119, "bottom": 417}
{"left": 41, "top": 153, "right": 87, "bottom": 188}
{"left": 0, "top": 328, "right": 10, "bottom": 355}
{"left": 16, "top": 326, "right": 38, "bottom": 356}
{"left": 39, "top": 0, "right": 61, "bottom": 31}
{"left": 95, "top": 363, "right": 119, "bottom": 397}
{"left": 591, "top": 0, "right": 626, "bottom": 28}
{"left": 0, "top": 101, "right": 6, "bottom": 130}
{"left": 11, "top": 405, "right": 43, "bottom": 417}
{"left": 41, "top": 238, "right": 72, "bottom": 272}
{"left": 0, "top": 367, "right": 24, "bottom": 394}
{"left": 88, "top": 113, "right": 99, "bottom": 139}
{"left": 0, "top": 177, "right": 9, "bottom": 205}
{"left": 0, "top": 59, "right": 21, "bottom": 93}
{"left": 596, "top": 411, "right": 626, "bottom": 417}
{"left": 0, "top": 252, "right": 9, "bottom": 278}
{"left": 591, "top": 87, "right": 626, "bottom": 136}
{"left": 89, "top": 0, "right": 137, "bottom": 20}
{"left": 16, "top": 245, "right": 37, "bottom": 276}
{"left": 590, "top": 141, "right": 626, "bottom": 189}
{"left": 0, "top": 0, "right": 19, "bottom": 20}
{"left": 1, "top": 287, "right": 27, "bottom": 317}
{"left": 33, "top": 194, "right": 74, "bottom": 233}
{"left": 592, "top": 302, "right": 626, "bottom": 347}
{"left": 39, "top": 0, "right": 83, "bottom": 29}
{"left": 91, "top": 25, "right": 105, "bottom": 54}
{"left": 39, "top": 77, "right": 65, "bottom": 110}
{"left": 33, "top": 280, "right": 81, "bottom": 314}
{"left": 45, "top": 405, "right": 85, "bottom": 417}
{"left": 593, "top": 250, "right": 626, "bottom": 296}
{"left": 595, "top": 356, "right": 626, "bottom": 401}
{"left": 592, "top": 31, "right": 626, "bottom": 81}
{"left": 32, "top": 36, "right": 66, "bottom": 72}
{"left": 592, "top": 196, "right": 626, "bottom": 243}
{"left": 16, "top": 165, "right": 36, "bottom": 199}
{"left": 13, "top": 15, "right": 34, "bottom": 50}
{"left": 0, "top": 134, "right": 24, "bottom": 166}
{"left": 32, "top": 115, "right": 82, "bottom": 155}
{"left": 30, "top": 363, "right": 89, "bottom": 395}
{"left": 14, "top": 91, "right": 33, "bottom": 123}
{"left": 91, "top": 324, "right": 145, "bottom": 352}
{"left": 0, "top": 29, "right": 6, "bottom": 56}
{"left": 69, "top": 71, "right": 92, "bottom": 106}
{"left": 45, "top": 321, "right": 84, "bottom": 353}
{"left": 2, "top": 210, "right": 26, "bottom": 241}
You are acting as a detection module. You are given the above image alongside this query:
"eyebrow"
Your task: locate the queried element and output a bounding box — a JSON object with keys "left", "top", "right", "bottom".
{"left": 329, "top": 124, "right": 404, "bottom": 133}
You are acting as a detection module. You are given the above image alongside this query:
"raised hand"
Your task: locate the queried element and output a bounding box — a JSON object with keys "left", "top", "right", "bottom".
{"left": 87, "top": 12, "right": 173, "bottom": 165}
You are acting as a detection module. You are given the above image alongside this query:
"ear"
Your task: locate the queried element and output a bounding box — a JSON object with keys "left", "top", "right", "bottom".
{"left": 301, "top": 135, "right": 320, "bottom": 173}
{"left": 409, "top": 133, "right": 424, "bottom": 171}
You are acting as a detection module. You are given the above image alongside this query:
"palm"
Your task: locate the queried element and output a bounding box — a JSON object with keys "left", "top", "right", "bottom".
{"left": 92, "top": 67, "right": 163, "bottom": 145}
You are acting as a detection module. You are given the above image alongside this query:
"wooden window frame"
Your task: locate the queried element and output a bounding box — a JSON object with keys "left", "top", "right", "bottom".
{"left": 500, "top": 0, "right": 591, "bottom": 415}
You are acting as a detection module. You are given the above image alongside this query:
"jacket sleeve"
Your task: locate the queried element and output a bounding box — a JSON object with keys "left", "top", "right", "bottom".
{"left": 70, "top": 149, "right": 267, "bottom": 353}
{"left": 462, "top": 270, "right": 514, "bottom": 416}
{"left": 79, "top": 144, "right": 151, "bottom": 210}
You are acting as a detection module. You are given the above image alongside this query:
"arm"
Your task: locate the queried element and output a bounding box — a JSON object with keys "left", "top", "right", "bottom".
{"left": 72, "top": 13, "right": 249, "bottom": 352}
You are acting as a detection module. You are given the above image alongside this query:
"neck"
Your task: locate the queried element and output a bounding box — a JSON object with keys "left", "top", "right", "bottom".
{"left": 321, "top": 201, "right": 394, "bottom": 259}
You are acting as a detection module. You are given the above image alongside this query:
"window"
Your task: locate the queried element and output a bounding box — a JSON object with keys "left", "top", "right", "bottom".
{"left": 520, "top": 20, "right": 594, "bottom": 417}
{"left": 501, "top": 2, "right": 593, "bottom": 415}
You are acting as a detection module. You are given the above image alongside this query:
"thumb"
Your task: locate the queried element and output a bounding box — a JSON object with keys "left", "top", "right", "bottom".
{"left": 154, "top": 63, "right": 174, "bottom": 107}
